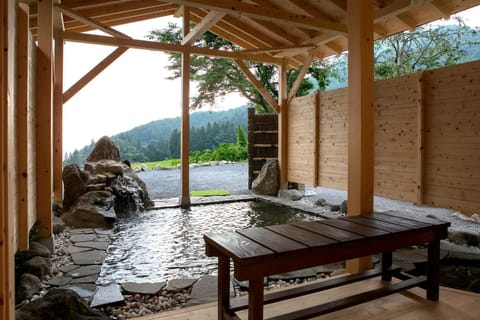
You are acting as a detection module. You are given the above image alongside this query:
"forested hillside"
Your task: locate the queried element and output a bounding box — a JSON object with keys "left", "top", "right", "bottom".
{"left": 64, "top": 105, "right": 249, "bottom": 166}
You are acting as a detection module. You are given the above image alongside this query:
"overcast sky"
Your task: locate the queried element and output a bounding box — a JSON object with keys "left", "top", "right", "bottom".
{"left": 62, "top": 6, "right": 480, "bottom": 154}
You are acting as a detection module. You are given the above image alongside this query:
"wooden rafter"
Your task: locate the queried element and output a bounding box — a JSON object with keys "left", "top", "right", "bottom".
{"left": 234, "top": 59, "right": 280, "bottom": 113}
{"left": 160, "top": 0, "right": 348, "bottom": 33}
{"left": 287, "top": 51, "right": 315, "bottom": 103}
{"left": 63, "top": 31, "right": 284, "bottom": 64}
{"left": 396, "top": 14, "right": 417, "bottom": 30}
{"left": 241, "top": 44, "right": 316, "bottom": 55}
{"left": 430, "top": 0, "right": 451, "bottom": 19}
{"left": 181, "top": 10, "right": 225, "bottom": 45}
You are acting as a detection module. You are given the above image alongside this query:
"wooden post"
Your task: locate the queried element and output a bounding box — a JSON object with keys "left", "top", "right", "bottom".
{"left": 16, "top": 3, "right": 30, "bottom": 250}
{"left": 36, "top": 0, "right": 53, "bottom": 237}
{"left": 278, "top": 60, "right": 288, "bottom": 189}
{"left": 180, "top": 7, "right": 191, "bottom": 208}
{"left": 1, "top": 0, "right": 16, "bottom": 317}
{"left": 53, "top": 30, "right": 63, "bottom": 204}
{"left": 346, "top": 0, "right": 374, "bottom": 273}
{"left": 415, "top": 71, "right": 425, "bottom": 205}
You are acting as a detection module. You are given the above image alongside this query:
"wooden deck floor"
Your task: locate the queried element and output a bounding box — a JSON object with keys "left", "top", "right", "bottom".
{"left": 137, "top": 278, "right": 480, "bottom": 320}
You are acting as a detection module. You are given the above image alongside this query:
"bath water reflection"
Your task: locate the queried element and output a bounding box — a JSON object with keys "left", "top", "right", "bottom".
{"left": 98, "top": 201, "right": 322, "bottom": 284}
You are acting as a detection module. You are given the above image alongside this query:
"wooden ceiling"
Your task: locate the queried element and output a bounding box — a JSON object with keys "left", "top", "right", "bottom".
{"left": 28, "top": 0, "right": 480, "bottom": 67}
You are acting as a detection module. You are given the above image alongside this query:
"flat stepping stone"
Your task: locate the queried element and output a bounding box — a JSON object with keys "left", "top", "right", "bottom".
{"left": 186, "top": 275, "right": 233, "bottom": 307}
{"left": 71, "top": 250, "right": 105, "bottom": 265}
{"left": 165, "top": 278, "right": 197, "bottom": 292}
{"left": 46, "top": 276, "right": 72, "bottom": 286}
{"left": 71, "top": 274, "right": 99, "bottom": 284}
{"left": 75, "top": 241, "right": 109, "bottom": 250}
{"left": 70, "top": 234, "right": 98, "bottom": 243}
{"left": 94, "top": 228, "right": 114, "bottom": 236}
{"left": 69, "top": 228, "right": 95, "bottom": 234}
{"left": 59, "top": 264, "right": 80, "bottom": 273}
{"left": 62, "top": 284, "right": 96, "bottom": 299}
{"left": 441, "top": 240, "right": 480, "bottom": 261}
{"left": 121, "top": 282, "right": 166, "bottom": 295}
{"left": 90, "top": 284, "right": 124, "bottom": 308}
{"left": 66, "top": 265, "right": 101, "bottom": 278}
{"left": 66, "top": 246, "right": 92, "bottom": 254}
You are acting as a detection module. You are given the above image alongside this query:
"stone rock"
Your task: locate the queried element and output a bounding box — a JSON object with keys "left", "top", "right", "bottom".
{"left": 329, "top": 204, "right": 341, "bottom": 212}
{"left": 53, "top": 216, "right": 66, "bottom": 234}
{"left": 26, "top": 241, "right": 51, "bottom": 260}
{"left": 84, "top": 160, "right": 127, "bottom": 176}
{"left": 121, "top": 282, "right": 166, "bottom": 295}
{"left": 124, "top": 167, "right": 153, "bottom": 208}
{"left": 269, "top": 267, "right": 318, "bottom": 281}
{"left": 252, "top": 159, "right": 279, "bottom": 196}
{"left": 16, "top": 273, "right": 42, "bottom": 303}
{"left": 90, "top": 284, "right": 124, "bottom": 308}
{"left": 71, "top": 250, "right": 105, "bottom": 265}
{"left": 46, "top": 276, "right": 72, "bottom": 287}
{"left": 278, "top": 189, "right": 303, "bottom": 201}
{"left": 448, "top": 228, "right": 480, "bottom": 246}
{"left": 312, "top": 196, "right": 327, "bottom": 206}
{"left": 165, "top": 278, "right": 197, "bottom": 292}
{"left": 75, "top": 241, "right": 109, "bottom": 250}
{"left": 61, "top": 191, "right": 116, "bottom": 228}
{"left": 186, "top": 275, "right": 221, "bottom": 306}
{"left": 110, "top": 174, "right": 152, "bottom": 215}
{"left": 340, "top": 200, "right": 348, "bottom": 214}
{"left": 61, "top": 284, "right": 97, "bottom": 299}
{"left": 62, "top": 164, "right": 89, "bottom": 211}
{"left": 21, "top": 256, "right": 51, "bottom": 279}
{"left": 16, "top": 288, "right": 109, "bottom": 320}
{"left": 66, "top": 265, "right": 102, "bottom": 278}
{"left": 86, "top": 136, "right": 120, "bottom": 162}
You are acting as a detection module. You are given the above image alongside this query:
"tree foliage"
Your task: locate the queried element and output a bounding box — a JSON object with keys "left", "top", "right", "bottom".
{"left": 374, "top": 19, "right": 478, "bottom": 79}
{"left": 148, "top": 23, "right": 341, "bottom": 113}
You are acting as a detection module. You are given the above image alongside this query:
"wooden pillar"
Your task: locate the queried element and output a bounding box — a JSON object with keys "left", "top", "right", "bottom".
{"left": 346, "top": 0, "right": 374, "bottom": 273}
{"left": 16, "top": 3, "right": 30, "bottom": 250}
{"left": 1, "top": 0, "right": 16, "bottom": 317}
{"left": 278, "top": 60, "right": 288, "bottom": 189}
{"left": 36, "top": 0, "right": 53, "bottom": 237}
{"left": 415, "top": 71, "right": 424, "bottom": 205}
{"left": 53, "top": 30, "right": 63, "bottom": 203}
{"left": 180, "top": 8, "right": 191, "bottom": 208}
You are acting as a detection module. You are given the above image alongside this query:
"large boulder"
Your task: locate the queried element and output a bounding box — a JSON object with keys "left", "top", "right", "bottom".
{"left": 16, "top": 288, "right": 109, "bottom": 320}
{"left": 110, "top": 174, "right": 151, "bottom": 215}
{"left": 252, "top": 159, "right": 280, "bottom": 196}
{"left": 16, "top": 273, "right": 42, "bottom": 303}
{"left": 84, "top": 159, "right": 128, "bottom": 176}
{"left": 86, "top": 136, "right": 120, "bottom": 162}
{"left": 61, "top": 191, "right": 116, "bottom": 228}
{"left": 62, "top": 164, "right": 89, "bottom": 211}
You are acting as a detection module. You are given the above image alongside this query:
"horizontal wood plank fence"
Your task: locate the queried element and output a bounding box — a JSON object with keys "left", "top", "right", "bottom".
{"left": 249, "top": 60, "right": 480, "bottom": 215}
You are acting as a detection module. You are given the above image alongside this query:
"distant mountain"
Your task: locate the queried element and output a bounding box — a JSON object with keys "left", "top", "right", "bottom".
{"left": 64, "top": 105, "right": 250, "bottom": 166}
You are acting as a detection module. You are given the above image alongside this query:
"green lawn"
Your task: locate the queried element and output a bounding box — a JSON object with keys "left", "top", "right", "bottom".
{"left": 190, "top": 190, "right": 231, "bottom": 197}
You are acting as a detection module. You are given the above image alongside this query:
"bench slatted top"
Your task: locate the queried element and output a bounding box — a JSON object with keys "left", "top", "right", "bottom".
{"left": 204, "top": 211, "right": 450, "bottom": 272}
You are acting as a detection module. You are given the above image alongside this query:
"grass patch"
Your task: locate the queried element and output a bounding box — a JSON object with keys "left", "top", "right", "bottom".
{"left": 190, "top": 189, "right": 231, "bottom": 197}
{"left": 132, "top": 159, "right": 180, "bottom": 169}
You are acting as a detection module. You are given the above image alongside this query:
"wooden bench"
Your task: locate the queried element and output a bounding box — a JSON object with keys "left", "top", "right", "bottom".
{"left": 204, "top": 211, "right": 450, "bottom": 320}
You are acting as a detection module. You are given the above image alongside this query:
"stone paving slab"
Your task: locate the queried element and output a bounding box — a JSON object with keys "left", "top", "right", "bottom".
{"left": 90, "top": 284, "right": 124, "bottom": 308}
{"left": 66, "top": 265, "right": 102, "bottom": 278}
{"left": 70, "top": 234, "right": 98, "bottom": 243}
{"left": 62, "top": 284, "right": 97, "bottom": 299}
{"left": 71, "top": 250, "right": 106, "bottom": 265}
{"left": 69, "top": 228, "right": 96, "bottom": 234}
{"left": 59, "top": 264, "right": 80, "bottom": 273}
{"left": 46, "top": 276, "right": 72, "bottom": 286}
{"left": 75, "top": 241, "right": 109, "bottom": 250}
{"left": 94, "top": 228, "right": 114, "bottom": 236}
{"left": 121, "top": 282, "right": 166, "bottom": 295}
{"left": 66, "top": 246, "right": 92, "bottom": 254}
{"left": 186, "top": 275, "right": 234, "bottom": 307}
{"left": 71, "top": 274, "right": 99, "bottom": 284}
{"left": 165, "top": 278, "right": 198, "bottom": 292}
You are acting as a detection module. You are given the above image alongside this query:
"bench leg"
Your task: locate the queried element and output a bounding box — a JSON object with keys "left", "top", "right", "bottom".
{"left": 248, "top": 277, "right": 264, "bottom": 320}
{"left": 381, "top": 251, "right": 393, "bottom": 282}
{"left": 218, "top": 255, "right": 231, "bottom": 319}
{"left": 427, "top": 240, "right": 440, "bottom": 301}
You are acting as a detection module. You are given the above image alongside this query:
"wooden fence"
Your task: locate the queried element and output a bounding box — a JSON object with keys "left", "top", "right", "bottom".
{"left": 249, "top": 60, "right": 480, "bottom": 215}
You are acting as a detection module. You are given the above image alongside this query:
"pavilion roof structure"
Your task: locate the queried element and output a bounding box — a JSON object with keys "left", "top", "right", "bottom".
{"left": 28, "top": 0, "right": 480, "bottom": 68}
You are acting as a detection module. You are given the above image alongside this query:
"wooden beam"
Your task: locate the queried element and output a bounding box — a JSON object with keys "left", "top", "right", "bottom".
{"left": 278, "top": 59, "right": 288, "bottom": 188}
{"left": 16, "top": 2, "right": 30, "bottom": 251}
{"left": 180, "top": 7, "right": 191, "bottom": 208}
{"left": 287, "top": 51, "right": 315, "bottom": 104}
{"left": 56, "top": 3, "right": 131, "bottom": 39}
{"left": 36, "top": 0, "right": 54, "bottom": 238}
{"left": 430, "top": 0, "right": 451, "bottom": 20}
{"left": 1, "top": 0, "right": 16, "bottom": 318}
{"left": 241, "top": 44, "right": 316, "bottom": 55}
{"left": 181, "top": 10, "right": 225, "bottom": 45}
{"left": 161, "top": 0, "right": 348, "bottom": 34}
{"left": 234, "top": 59, "right": 280, "bottom": 113}
{"left": 63, "top": 47, "right": 128, "bottom": 103}
{"left": 415, "top": 71, "right": 425, "bottom": 205}
{"left": 62, "top": 31, "right": 284, "bottom": 65}
{"left": 396, "top": 14, "right": 417, "bottom": 31}
{"left": 346, "top": 0, "right": 374, "bottom": 273}
{"left": 53, "top": 30, "right": 63, "bottom": 204}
